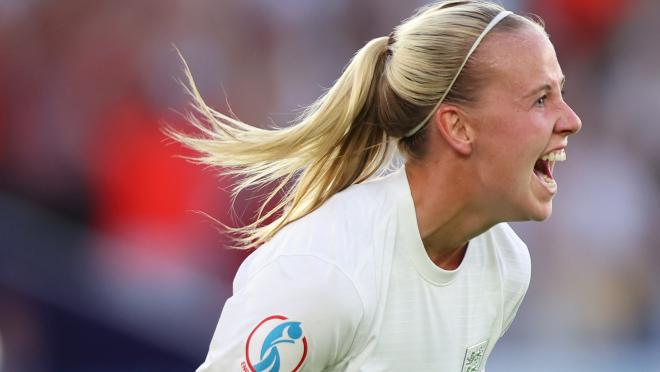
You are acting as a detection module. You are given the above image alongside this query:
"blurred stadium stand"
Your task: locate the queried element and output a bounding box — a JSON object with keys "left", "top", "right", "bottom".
{"left": 1, "top": 0, "right": 659, "bottom": 370}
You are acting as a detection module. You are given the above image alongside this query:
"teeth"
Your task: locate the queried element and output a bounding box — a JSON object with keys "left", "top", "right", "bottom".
{"left": 541, "top": 149, "right": 566, "bottom": 162}
{"left": 542, "top": 174, "right": 556, "bottom": 186}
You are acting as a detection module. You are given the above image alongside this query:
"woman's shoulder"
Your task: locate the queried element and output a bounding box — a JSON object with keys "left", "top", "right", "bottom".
{"left": 234, "top": 175, "right": 400, "bottom": 292}
{"left": 480, "top": 223, "right": 531, "bottom": 291}
{"left": 285, "top": 173, "right": 398, "bottom": 252}
{"left": 483, "top": 223, "right": 530, "bottom": 263}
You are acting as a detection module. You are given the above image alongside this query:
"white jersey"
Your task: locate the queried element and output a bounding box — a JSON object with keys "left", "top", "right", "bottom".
{"left": 198, "top": 168, "right": 530, "bottom": 372}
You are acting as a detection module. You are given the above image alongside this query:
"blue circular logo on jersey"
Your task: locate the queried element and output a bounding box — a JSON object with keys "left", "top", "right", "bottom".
{"left": 244, "top": 315, "right": 307, "bottom": 372}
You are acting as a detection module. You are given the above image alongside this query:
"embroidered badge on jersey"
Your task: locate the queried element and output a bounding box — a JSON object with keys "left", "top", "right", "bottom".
{"left": 461, "top": 340, "right": 489, "bottom": 372}
{"left": 242, "top": 315, "right": 308, "bottom": 372}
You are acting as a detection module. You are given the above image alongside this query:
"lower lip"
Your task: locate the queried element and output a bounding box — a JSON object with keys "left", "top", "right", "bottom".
{"left": 533, "top": 171, "right": 557, "bottom": 195}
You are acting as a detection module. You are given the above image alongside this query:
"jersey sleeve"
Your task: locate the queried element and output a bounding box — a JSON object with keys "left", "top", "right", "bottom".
{"left": 500, "top": 282, "right": 528, "bottom": 337}
{"left": 196, "top": 254, "right": 364, "bottom": 372}
{"left": 496, "top": 223, "right": 532, "bottom": 338}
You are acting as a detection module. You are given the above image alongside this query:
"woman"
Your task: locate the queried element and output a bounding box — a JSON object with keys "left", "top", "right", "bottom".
{"left": 172, "top": 0, "right": 582, "bottom": 370}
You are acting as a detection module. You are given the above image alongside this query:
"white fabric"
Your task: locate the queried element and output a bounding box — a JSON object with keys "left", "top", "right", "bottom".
{"left": 197, "top": 168, "right": 530, "bottom": 371}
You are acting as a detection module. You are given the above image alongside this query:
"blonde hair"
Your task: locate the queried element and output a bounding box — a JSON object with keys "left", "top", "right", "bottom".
{"left": 168, "top": 0, "right": 542, "bottom": 249}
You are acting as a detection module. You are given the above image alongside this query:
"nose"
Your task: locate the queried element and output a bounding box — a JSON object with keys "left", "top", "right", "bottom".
{"left": 555, "top": 101, "right": 582, "bottom": 136}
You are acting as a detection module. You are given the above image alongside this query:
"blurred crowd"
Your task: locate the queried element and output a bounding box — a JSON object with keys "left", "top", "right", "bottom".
{"left": 0, "top": 0, "right": 658, "bottom": 371}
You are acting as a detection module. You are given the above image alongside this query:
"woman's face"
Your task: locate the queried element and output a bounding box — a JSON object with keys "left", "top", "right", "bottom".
{"left": 466, "top": 26, "right": 582, "bottom": 222}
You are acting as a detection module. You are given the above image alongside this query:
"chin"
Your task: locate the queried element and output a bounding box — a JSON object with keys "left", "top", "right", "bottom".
{"left": 527, "top": 202, "right": 553, "bottom": 221}
{"left": 499, "top": 201, "right": 552, "bottom": 223}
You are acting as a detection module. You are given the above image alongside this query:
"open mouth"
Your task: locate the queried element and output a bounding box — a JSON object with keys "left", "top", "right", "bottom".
{"left": 533, "top": 149, "right": 566, "bottom": 190}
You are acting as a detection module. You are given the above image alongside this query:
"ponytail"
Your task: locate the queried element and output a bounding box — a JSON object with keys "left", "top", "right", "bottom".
{"left": 168, "top": 37, "right": 396, "bottom": 249}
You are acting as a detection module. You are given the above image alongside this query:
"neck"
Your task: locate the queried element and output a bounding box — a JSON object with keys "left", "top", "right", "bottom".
{"left": 405, "top": 159, "right": 496, "bottom": 270}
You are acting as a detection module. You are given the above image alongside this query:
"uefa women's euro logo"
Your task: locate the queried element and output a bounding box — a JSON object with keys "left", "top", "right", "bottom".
{"left": 242, "top": 315, "right": 308, "bottom": 372}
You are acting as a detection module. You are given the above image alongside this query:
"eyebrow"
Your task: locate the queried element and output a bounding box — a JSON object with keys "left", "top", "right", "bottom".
{"left": 523, "top": 76, "right": 566, "bottom": 99}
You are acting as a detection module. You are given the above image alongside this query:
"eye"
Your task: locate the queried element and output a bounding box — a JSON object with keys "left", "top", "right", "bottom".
{"left": 534, "top": 94, "right": 547, "bottom": 108}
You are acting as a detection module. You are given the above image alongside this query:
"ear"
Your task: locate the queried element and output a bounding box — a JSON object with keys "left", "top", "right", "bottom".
{"left": 431, "top": 105, "right": 474, "bottom": 156}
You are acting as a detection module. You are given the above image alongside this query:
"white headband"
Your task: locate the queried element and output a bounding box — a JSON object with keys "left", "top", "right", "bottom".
{"left": 404, "top": 10, "right": 512, "bottom": 138}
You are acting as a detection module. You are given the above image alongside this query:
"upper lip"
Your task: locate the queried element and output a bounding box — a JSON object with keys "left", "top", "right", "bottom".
{"left": 541, "top": 145, "right": 566, "bottom": 157}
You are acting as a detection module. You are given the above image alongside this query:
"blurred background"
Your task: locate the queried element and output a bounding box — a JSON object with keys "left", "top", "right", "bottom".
{"left": 1, "top": 0, "right": 659, "bottom": 371}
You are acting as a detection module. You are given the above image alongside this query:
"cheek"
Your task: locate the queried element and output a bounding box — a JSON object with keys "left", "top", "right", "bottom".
{"left": 474, "top": 112, "right": 549, "bottom": 181}
{"left": 482, "top": 126, "right": 543, "bottom": 186}
{"left": 478, "top": 138, "right": 529, "bottom": 189}
{"left": 485, "top": 127, "right": 531, "bottom": 164}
